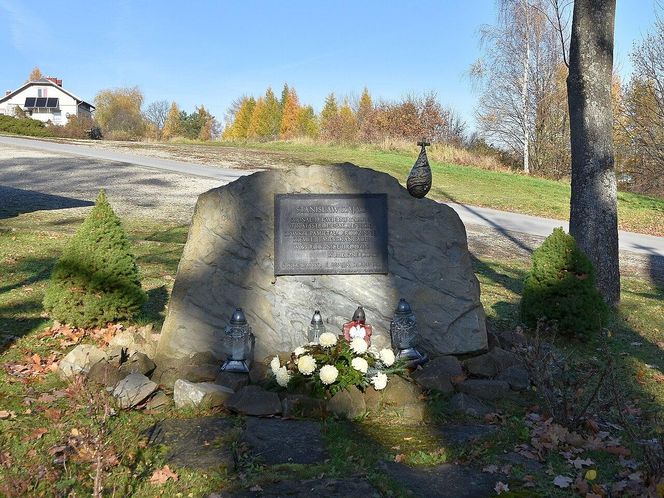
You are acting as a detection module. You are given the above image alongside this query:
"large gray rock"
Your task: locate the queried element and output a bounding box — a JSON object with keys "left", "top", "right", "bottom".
{"left": 173, "top": 379, "right": 234, "bottom": 408}
{"left": 59, "top": 344, "right": 106, "bottom": 378}
{"left": 156, "top": 164, "right": 487, "bottom": 381}
{"left": 112, "top": 373, "right": 158, "bottom": 408}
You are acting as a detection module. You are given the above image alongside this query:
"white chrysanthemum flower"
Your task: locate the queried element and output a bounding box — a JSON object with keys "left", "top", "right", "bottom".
{"left": 270, "top": 356, "right": 281, "bottom": 374}
{"left": 371, "top": 372, "right": 388, "bottom": 390}
{"left": 319, "top": 364, "right": 339, "bottom": 385}
{"left": 293, "top": 346, "right": 306, "bottom": 357}
{"left": 276, "top": 366, "right": 290, "bottom": 387}
{"left": 351, "top": 357, "right": 368, "bottom": 373}
{"left": 350, "top": 337, "right": 368, "bottom": 354}
{"left": 319, "top": 332, "right": 337, "bottom": 348}
{"left": 297, "top": 355, "right": 316, "bottom": 375}
{"left": 379, "top": 348, "right": 396, "bottom": 367}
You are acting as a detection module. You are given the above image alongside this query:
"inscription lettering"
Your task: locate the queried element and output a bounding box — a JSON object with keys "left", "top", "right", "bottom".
{"left": 274, "top": 194, "right": 388, "bottom": 275}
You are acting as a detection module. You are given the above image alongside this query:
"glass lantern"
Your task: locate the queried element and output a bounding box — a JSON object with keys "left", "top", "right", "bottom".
{"left": 308, "top": 310, "right": 326, "bottom": 343}
{"left": 220, "top": 307, "right": 255, "bottom": 373}
{"left": 389, "top": 298, "right": 428, "bottom": 366}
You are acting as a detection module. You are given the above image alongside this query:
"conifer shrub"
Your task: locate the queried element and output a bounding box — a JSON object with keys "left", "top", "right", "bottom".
{"left": 44, "top": 190, "right": 146, "bottom": 327}
{"left": 520, "top": 228, "right": 607, "bottom": 340}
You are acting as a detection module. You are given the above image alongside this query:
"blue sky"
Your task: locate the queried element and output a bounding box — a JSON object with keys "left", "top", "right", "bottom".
{"left": 0, "top": 0, "right": 659, "bottom": 131}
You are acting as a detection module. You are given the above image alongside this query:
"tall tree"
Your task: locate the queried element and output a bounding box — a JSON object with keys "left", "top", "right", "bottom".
{"left": 567, "top": 0, "right": 619, "bottom": 305}
{"left": 27, "top": 67, "right": 43, "bottom": 82}
{"left": 94, "top": 86, "right": 146, "bottom": 140}
{"left": 320, "top": 93, "right": 339, "bottom": 139}
{"left": 263, "top": 88, "right": 281, "bottom": 139}
{"left": 297, "top": 105, "right": 319, "bottom": 138}
{"left": 247, "top": 97, "right": 270, "bottom": 138}
{"left": 196, "top": 105, "right": 216, "bottom": 141}
{"left": 162, "top": 102, "right": 182, "bottom": 140}
{"left": 144, "top": 100, "right": 169, "bottom": 138}
{"left": 472, "top": 0, "right": 563, "bottom": 174}
{"left": 280, "top": 87, "right": 301, "bottom": 139}
{"left": 223, "top": 97, "right": 256, "bottom": 139}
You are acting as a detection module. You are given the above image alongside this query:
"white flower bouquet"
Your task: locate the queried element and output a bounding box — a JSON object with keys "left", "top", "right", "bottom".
{"left": 269, "top": 334, "right": 404, "bottom": 398}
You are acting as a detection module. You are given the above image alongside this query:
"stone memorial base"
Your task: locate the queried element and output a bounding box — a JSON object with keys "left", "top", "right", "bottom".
{"left": 155, "top": 163, "right": 487, "bottom": 385}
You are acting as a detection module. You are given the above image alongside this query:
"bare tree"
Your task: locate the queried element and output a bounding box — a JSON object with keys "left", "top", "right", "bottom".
{"left": 567, "top": 0, "right": 620, "bottom": 305}
{"left": 619, "top": 14, "right": 664, "bottom": 195}
{"left": 473, "top": 0, "right": 564, "bottom": 174}
{"left": 144, "top": 100, "right": 169, "bottom": 138}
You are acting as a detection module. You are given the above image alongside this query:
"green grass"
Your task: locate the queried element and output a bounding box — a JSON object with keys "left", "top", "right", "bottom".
{"left": 215, "top": 140, "right": 664, "bottom": 236}
{"left": 1, "top": 210, "right": 662, "bottom": 496}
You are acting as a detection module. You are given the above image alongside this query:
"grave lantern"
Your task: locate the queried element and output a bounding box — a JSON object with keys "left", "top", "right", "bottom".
{"left": 220, "top": 307, "right": 255, "bottom": 373}
{"left": 308, "top": 310, "right": 326, "bottom": 343}
{"left": 390, "top": 298, "right": 428, "bottom": 366}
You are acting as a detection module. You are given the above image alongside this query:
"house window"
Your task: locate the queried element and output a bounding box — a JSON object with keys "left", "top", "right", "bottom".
{"left": 37, "top": 89, "right": 42, "bottom": 97}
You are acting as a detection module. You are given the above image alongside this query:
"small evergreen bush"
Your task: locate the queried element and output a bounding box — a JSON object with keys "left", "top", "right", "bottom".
{"left": 0, "top": 114, "right": 52, "bottom": 137}
{"left": 520, "top": 227, "right": 607, "bottom": 340}
{"left": 44, "top": 190, "right": 146, "bottom": 327}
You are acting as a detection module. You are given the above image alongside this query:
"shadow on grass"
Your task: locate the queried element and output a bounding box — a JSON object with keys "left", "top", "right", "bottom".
{"left": 0, "top": 186, "right": 93, "bottom": 219}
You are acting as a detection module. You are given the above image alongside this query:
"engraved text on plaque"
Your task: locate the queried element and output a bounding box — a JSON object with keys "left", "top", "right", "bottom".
{"left": 274, "top": 194, "right": 388, "bottom": 275}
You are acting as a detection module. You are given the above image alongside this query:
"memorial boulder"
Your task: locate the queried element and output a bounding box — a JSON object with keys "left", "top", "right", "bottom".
{"left": 155, "top": 163, "right": 486, "bottom": 384}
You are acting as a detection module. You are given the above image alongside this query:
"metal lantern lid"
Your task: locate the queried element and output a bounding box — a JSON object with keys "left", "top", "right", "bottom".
{"left": 230, "top": 308, "right": 247, "bottom": 326}
{"left": 311, "top": 310, "right": 323, "bottom": 325}
{"left": 352, "top": 306, "right": 366, "bottom": 322}
{"left": 394, "top": 298, "right": 413, "bottom": 317}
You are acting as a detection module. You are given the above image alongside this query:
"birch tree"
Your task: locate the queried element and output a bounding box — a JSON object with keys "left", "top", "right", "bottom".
{"left": 473, "top": 0, "right": 564, "bottom": 174}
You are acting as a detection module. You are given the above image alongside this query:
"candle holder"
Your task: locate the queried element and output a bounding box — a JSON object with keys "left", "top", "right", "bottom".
{"left": 220, "top": 307, "right": 255, "bottom": 373}
{"left": 308, "top": 310, "right": 326, "bottom": 343}
{"left": 390, "top": 298, "right": 428, "bottom": 366}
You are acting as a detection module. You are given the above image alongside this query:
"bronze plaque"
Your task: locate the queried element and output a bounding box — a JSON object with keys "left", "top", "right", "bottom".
{"left": 274, "top": 194, "right": 388, "bottom": 275}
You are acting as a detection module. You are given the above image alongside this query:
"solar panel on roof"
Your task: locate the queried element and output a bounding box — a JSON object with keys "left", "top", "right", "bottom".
{"left": 46, "top": 98, "right": 59, "bottom": 108}
{"left": 35, "top": 97, "right": 47, "bottom": 107}
{"left": 24, "top": 97, "right": 36, "bottom": 108}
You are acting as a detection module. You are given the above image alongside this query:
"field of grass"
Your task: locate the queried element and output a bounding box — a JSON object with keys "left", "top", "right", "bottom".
{"left": 1, "top": 208, "right": 662, "bottom": 496}
{"left": 215, "top": 140, "right": 664, "bottom": 236}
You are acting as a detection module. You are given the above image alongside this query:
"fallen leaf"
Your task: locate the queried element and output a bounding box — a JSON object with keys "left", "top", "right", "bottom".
{"left": 494, "top": 481, "right": 509, "bottom": 494}
{"left": 394, "top": 453, "right": 406, "bottom": 463}
{"left": 553, "top": 475, "right": 573, "bottom": 488}
{"left": 570, "top": 457, "right": 594, "bottom": 469}
{"left": 575, "top": 476, "right": 590, "bottom": 495}
{"left": 0, "top": 410, "right": 16, "bottom": 420}
{"left": 482, "top": 464, "right": 498, "bottom": 474}
{"left": 23, "top": 427, "right": 48, "bottom": 442}
{"left": 603, "top": 446, "right": 631, "bottom": 456}
{"left": 249, "top": 485, "right": 263, "bottom": 492}
{"left": 585, "top": 469, "right": 597, "bottom": 481}
{"left": 70, "top": 428, "right": 80, "bottom": 437}
{"left": 150, "top": 465, "right": 179, "bottom": 485}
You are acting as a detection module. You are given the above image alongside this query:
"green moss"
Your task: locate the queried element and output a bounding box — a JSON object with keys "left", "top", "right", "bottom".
{"left": 520, "top": 228, "right": 608, "bottom": 339}
{"left": 43, "top": 190, "right": 146, "bottom": 327}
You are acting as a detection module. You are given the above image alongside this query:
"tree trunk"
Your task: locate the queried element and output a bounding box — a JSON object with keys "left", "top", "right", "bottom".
{"left": 567, "top": 0, "right": 620, "bottom": 305}
{"left": 521, "top": 0, "right": 531, "bottom": 174}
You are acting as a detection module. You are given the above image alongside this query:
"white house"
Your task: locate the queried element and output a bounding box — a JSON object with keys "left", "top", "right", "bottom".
{"left": 0, "top": 77, "right": 94, "bottom": 125}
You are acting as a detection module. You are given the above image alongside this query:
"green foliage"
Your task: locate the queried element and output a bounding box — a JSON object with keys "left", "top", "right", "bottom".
{"left": 0, "top": 114, "right": 52, "bottom": 137}
{"left": 520, "top": 228, "right": 608, "bottom": 339}
{"left": 43, "top": 190, "right": 146, "bottom": 327}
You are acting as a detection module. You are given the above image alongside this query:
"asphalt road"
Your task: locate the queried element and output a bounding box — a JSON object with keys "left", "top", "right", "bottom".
{"left": 1, "top": 134, "right": 662, "bottom": 262}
